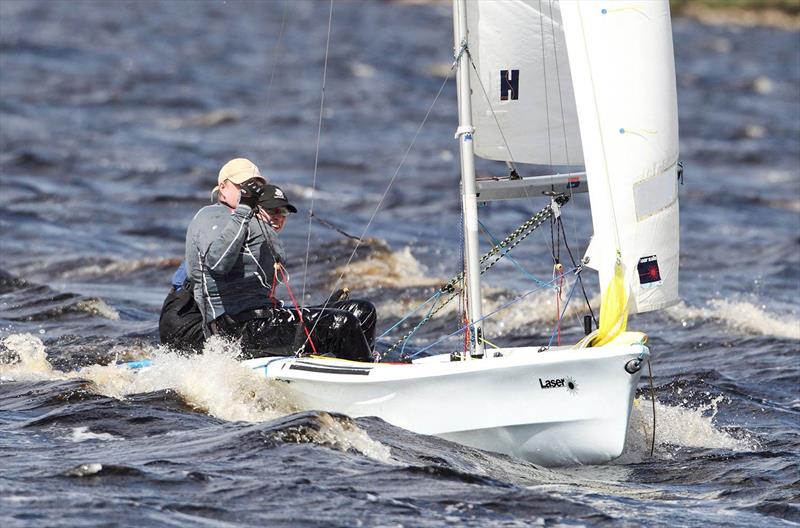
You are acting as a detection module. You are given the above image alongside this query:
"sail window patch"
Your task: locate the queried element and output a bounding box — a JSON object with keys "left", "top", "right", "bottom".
{"left": 637, "top": 256, "right": 663, "bottom": 288}
{"left": 633, "top": 165, "right": 678, "bottom": 220}
{"left": 500, "top": 69, "right": 519, "bottom": 101}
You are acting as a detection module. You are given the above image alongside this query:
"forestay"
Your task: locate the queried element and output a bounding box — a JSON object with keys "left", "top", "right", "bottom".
{"left": 464, "top": 0, "right": 583, "bottom": 167}
{"left": 560, "top": 0, "right": 680, "bottom": 314}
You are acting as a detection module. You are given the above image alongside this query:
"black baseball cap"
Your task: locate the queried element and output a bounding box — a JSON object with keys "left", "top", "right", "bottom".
{"left": 257, "top": 184, "right": 298, "bottom": 213}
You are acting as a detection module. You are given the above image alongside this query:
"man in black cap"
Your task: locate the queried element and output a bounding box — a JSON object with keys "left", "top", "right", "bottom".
{"left": 160, "top": 183, "right": 377, "bottom": 362}
{"left": 253, "top": 184, "right": 297, "bottom": 234}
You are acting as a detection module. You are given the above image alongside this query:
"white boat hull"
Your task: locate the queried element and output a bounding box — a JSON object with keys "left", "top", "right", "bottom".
{"left": 244, "top": 339, "right": 648, "bottom": 466}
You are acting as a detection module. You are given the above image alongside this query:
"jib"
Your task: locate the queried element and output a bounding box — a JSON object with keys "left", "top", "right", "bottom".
{"left": 539, "top": 378, "right": 565, "bottom": 389}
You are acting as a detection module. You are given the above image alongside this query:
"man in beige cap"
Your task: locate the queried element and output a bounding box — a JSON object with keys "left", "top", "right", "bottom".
{"left": 213, "top": 157, "right": 267, "bottom": 208}
{"left": 168, "top": 158, "right": 376, "bottom": 361}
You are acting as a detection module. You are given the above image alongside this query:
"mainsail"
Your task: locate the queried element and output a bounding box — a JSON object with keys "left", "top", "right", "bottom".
{"left": 560, "top": 0, "right": 680, "bottom": 314}
{"left": 463, "top": 0, "right": 583, "bottom": 167}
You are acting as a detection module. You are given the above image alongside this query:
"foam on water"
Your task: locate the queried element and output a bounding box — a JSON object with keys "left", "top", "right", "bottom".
{"left": 57, "top": 257, "right": 179, "bottom": 279}
{"left": 0, "top": 334, "right": 392, "bottom": 462}
{"left": 84, "top": 336, "right": 300, "bottom": 423}
{"left": 275, "top": 412, "right": 393, "bottom": 464}
{"left": 0, "top": 333, "right": 61, "bottom": 382}
{"left": 69, "top": 426, "right": 121, "bottom": 443}
{"left": 336, "top": 246, "right": 441, "bottom": 290}
{"left": 667, "top": 299, "right": 800, "bottom": 340}
{"left": 75, "top": 299, "right": 120, "bottom": 320}
{"left": 617, "top": 396, "right": 757, "bottom": 464}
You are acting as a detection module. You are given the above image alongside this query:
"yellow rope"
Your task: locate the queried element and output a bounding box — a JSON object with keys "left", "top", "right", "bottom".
{"left": 481, "top": 336, "right": 501, "bottom": 349}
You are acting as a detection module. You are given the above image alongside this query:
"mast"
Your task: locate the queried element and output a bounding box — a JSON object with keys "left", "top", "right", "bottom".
{"left": 453, "top": 0, "right": 485, "bottom": 359}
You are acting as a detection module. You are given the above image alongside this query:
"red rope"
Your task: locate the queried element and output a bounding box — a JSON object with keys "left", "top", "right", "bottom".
{"left": 268, "top": 266, "right": 278, "bottom": 308}
{"left": 276, "top": 264, "right": 318, "bottom": 355}
{"left": 555, "top": 263, "right": 564, "bottom": 346}
{"left": 462, "top": 312, "right": 470, "bottom": 355}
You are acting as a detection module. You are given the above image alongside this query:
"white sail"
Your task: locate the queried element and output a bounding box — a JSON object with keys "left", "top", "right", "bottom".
{"left": 560, "top": 0, "right": 680, "bottom": 313}
{"left": 464, "top": 0, "right": 583, "bottom": 166}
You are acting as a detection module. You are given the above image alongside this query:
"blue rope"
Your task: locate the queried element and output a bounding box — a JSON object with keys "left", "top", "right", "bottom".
{"left": 379, "top": 218, "right": 556, "bottom": 352}
{"left": 377, "top": 290, "right": 443, "bottom": 339}
{"left": 408, "top": 266, "right": 579, "bottom": 358}
{"left": 546, "top": 273, "right": 580, "bottom": 349}
{"left": 401, "top": 292, "right": 440, "bottom": 356}
{"left": 477, "top": 219, "right": 557, "bottom": 291}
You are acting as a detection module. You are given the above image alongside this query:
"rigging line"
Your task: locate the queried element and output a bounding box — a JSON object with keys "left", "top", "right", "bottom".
{"left": 647, "top": 357, "right": 657, "bottom": 457}
{"left": 574, "top": 5, "right": 622, "bottom": 251}
{"left": 385, "top": 289, "right": 459, "bottom": 355}
{"left": 400, "top": 293, "right": 440, "bottom": 357}
{"left": 299, "top": 59, "right": 458, "bottom": 353}
{"left": 545, "top": 270, "right": 580, "bottom": 349}
{"left": 546, "top": 0, "right": 581, "bottom": 268}
{"left": 441, "top": 194, "right": 568, "bottom": 293}
{"left": 547, "top": 0, "right": 572, "bottom": 167}
{"left": 384, "top": 195, "right": 567, "bottom": 356}
{"left": 377, "top": 290, "right": 442, "bottom": 339}
{"left": 477, "top": 219, "right": 552, "bottom": 289}
{"left": 467, "top": 56, "right": 518, "bottom": 173}
{"left": 408, "top": 266, "right": 579, "bottom": 358}
{"left": 467, "top": 52, "right": 540, "bottom": 221}
{"left": 260, "top": 0, "right": 289, "bottom": 135}
{"left": 541, "top": 0, "right": 559, "bottom": 272}
{"left": 301, "top": 0, "right": 335, "bottom": 305}
{"left": 539, "top": 0, "right": 553, "bottom": 168}
{"left": 558, "top": 216, "right": 596, "bottom": 325}
{"left": 466, "top": 31, "right": 543, "bottom": 219}
{"left": 310, "top": 212, "right": 361, "bottom": 242}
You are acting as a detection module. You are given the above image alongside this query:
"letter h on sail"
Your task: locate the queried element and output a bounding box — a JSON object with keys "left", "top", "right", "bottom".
{"left": 500, "top": 69, "right": 519, "bottom": 101}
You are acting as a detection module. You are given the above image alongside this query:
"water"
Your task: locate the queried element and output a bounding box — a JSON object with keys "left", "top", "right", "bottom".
{"left": 1, "top": 1, "right": 798, "bottom": 526}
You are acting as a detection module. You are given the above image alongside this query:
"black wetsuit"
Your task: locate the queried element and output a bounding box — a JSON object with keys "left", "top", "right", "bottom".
{"left": 159, "top": 283, "right": 376, "bottom": 361}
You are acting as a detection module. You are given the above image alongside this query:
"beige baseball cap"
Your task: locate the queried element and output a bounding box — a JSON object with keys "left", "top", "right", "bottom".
{"left": 212, "top": 158, "right": 267, "bottom": 195}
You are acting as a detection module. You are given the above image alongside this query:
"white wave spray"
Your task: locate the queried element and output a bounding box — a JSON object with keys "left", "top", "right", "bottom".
{"left": 0, "top": 333, "right": 392, "bottom": 463}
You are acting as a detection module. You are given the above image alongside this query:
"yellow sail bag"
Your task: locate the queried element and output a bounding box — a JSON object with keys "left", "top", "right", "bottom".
{"left": 593, "top": 261, "right": 629, "bottom": 347}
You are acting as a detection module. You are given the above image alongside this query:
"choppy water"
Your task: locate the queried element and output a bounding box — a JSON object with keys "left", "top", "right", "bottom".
{"left": 1, "top": 1, "right": 798, "bottom": 526}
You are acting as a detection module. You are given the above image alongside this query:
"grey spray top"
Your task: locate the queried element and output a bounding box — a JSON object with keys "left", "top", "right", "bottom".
{"left": 185, "top": 203, "right": 287, "bottom": 325}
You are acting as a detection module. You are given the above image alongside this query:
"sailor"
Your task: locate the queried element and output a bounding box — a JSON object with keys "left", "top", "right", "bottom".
{"left": 160, "top": 158, "right": 376, "bottom": 361}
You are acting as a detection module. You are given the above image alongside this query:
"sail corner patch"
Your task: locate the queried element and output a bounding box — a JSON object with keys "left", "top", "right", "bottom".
{"left": 637, "top": 255, "right": 662, "bottom": 289}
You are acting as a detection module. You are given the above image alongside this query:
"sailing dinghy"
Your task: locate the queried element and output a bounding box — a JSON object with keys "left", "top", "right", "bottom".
{"left": 240, "top": 0, "right": 681, "bottom": 466}
{"left": 128, "top": 0, "right": 680, "bottom": 466}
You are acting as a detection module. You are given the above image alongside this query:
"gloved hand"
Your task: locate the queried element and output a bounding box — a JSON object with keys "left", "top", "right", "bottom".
{"left": 238, "top": 178, "right": 264, "bottom": 209}
{"left": 324, "top": 287, "right": 350, "bottom": 306}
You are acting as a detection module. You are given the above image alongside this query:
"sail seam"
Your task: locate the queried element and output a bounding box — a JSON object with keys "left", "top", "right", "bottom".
{"left": 301, "top": 0, "right": 335, "bottom": 304}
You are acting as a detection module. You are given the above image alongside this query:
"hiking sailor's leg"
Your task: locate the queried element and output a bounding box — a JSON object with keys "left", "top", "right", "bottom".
{"left": 213, "top": 307, "right": 299, "bottom": 359}
{"left": 301, "top": 308, "right": 374, "bottom": 362}
{"left": 330, "top": 299, "right": 377, "bottom": 350}
{"left": 159, "top": 287, "right": 205, "bottom": 352}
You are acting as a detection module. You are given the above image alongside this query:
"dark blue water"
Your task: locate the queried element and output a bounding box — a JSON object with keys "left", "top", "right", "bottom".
{"left": 1, "top": 1, "right": 798, "bottom": 526}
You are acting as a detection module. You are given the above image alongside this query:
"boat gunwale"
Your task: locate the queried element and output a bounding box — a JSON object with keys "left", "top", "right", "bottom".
{"left": 244, "top": 342, "right": 650, "bottom": 384}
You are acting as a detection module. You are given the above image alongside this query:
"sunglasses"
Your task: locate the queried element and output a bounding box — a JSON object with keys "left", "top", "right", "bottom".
{"left": 263, "top": 207, "right": 289, "bottom": 217}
